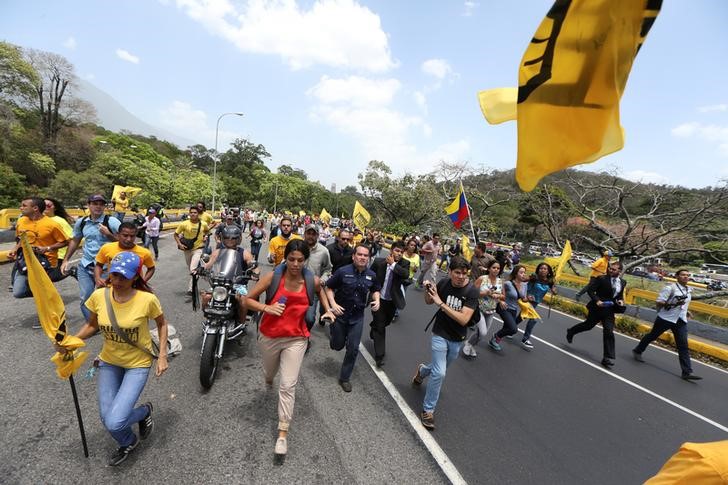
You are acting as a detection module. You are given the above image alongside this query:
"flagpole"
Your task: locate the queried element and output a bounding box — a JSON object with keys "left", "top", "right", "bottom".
{"left": 460, "top": 180, "right": 477, "bottom": 242}
{"left": 68, "top": 374, "right": 89, "bottom": 457}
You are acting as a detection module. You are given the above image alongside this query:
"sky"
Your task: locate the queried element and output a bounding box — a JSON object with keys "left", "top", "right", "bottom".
{"left": 2, "top": 0, "right": 727, "bottom": 191}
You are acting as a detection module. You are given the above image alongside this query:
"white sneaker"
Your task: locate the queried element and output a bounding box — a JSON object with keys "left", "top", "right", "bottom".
{"left": 505, "top": 335, "right": 513, "bottom": 340}
{"left": 521, "top": 339, "right": 534, "bottom": 350}
{"left": 463, "top": 342, "right": 477, "bottom": 358}
{"left": 274, "top": 437, "right": 287, "bottom": 455}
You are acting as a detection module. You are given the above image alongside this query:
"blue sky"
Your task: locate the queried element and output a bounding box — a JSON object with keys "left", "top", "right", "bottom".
{"left": 2, "top": 0, "right": 727, "bottom": 190}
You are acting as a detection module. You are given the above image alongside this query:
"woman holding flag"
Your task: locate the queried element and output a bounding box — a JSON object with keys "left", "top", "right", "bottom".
{"left": 520, "top": 263, "right": 557, "bottom": 349}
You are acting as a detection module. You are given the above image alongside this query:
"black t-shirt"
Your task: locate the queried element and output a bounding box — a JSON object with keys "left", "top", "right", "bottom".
{"left": 432, "top": 279, "right": 479, "bottom": 341}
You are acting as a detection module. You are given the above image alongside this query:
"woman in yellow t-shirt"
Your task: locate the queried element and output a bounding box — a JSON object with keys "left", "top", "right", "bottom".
{"left": 43, "top": 198, "right": 75, "bottom": 267}
{"left": 58, "top": 252, "right": 169, "bottom": 466}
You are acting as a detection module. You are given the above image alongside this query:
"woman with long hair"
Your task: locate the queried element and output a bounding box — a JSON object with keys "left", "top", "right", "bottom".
{"left": 44, "top": 198, "right": 75, "bottom": 272}
{"left": 488, "top": 264, "right": 529, "bottom": 352}
{"left": 520, "top": 262, "right": 557, "bottom": 349}
{"left": 56, "top": 252, "right": 169, "bottom": 466}
{"left": 463, "top": 259, "right": 504, "bottom": 358}
{"left": 245, "top": 239, "right": 334, "bottom": 456}
{"left": 249, "top": 219, "right": 266, "bottom": 262}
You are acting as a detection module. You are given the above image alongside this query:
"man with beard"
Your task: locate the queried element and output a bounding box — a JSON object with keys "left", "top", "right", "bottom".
{"left": 327, "top": 228, "right": 354, "bottom": 272}
{"left": 303, "top": 224, "right": 332, "bottom": 331}
{"left": 95, "top": 222, "right": 156, "bottom": 285}
{"left": 267, "top": 216, "right": 302, "bottom": 266}
{"left": 369, "top": 240, "right": 409, "bottom": 367}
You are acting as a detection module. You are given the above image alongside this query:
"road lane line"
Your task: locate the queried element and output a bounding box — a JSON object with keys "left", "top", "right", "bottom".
{"left": 358, "top": 343, "right": 468, "bottom": 485}
{"left": 543, "top": 305, "right": 728, "bottom": 376}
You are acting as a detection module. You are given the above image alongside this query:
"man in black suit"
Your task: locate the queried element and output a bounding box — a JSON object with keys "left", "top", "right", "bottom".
{"left": 566, "top": 262, "right": 627, "bottom": 367}
{"left": 369, "top": 240, "right": 410, "bottom": 367}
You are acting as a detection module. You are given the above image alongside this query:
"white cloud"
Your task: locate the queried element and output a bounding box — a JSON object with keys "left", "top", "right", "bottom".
{"left": 421, "top": 59, "right": 452, "bottom": 80}
{"left": 672, "top": 121, "right": 728, "bottom": 157}
{"left": 413, "top": 91, "right": 427, "bottom": 114}
{"left": 307, "top": 76, "right": 400, "bottom": 107}
{"left": 622, "top": 170, "right": 671, "bottom": 185}
{"left": 463, "top": 1, "right": 479, "bottom": 16}
{"left": 174, "top": 0, "right": 396, "bottom": 72}
{"left": 159, "top": 100, "right": 240, "bottom": 149}
{"left": 426, "top": 140, "right": 471, "bottom": 165}
{"left": 116, "top": 48, "right": 140, "bottom": 64}
{"left": 63, "top": 36, "right": 77, "bottom": 50}
{"left": 698, "top": 104, "right": 727, "bottom": 113}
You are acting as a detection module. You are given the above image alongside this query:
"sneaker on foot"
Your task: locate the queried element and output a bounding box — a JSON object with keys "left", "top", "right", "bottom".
{"left": 420, "top": 411, "right": 435, "bottom": 430}
{"left": 138, "top": 402, "right": 154, "bottom": 440}
{"left": 682, "top": 373, "right": 703, "bottom": 381}
{"left": 632, "top": 350, "right": 645, "bottom": 362}
{"left": 505, "top": 335, "right": 513, "bottom": 340}
{"left": 462, "top": 342, "right": 477, "bottom": 358}
{"left": 108, "top": 436, "right": 139, "bottom": 466}
{"left": 412, "top": 363, "right": 425, "bottom": 386}
{"left": 274, "top": 437, "right": 287, "bottom": 455}
{"left": 566, "top": 330, "right": 573, "bottom": 344}
{"left": 488, "top": 337, "right": 502, "bottom": 351}
{"left": 339, "top": 380, "right": 352, "bottom": 392}
{"left": 521, "top": 339, "right": 534, "bottom": 350}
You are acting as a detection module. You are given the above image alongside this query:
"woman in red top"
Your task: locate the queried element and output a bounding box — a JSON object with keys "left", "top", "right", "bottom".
{"left": 246, "top": 239, "right": 333, "bottom": 456}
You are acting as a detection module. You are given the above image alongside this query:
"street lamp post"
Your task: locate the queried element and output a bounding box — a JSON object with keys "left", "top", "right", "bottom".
{"left": 212, "top": 111, "right": 244, "bottom": 215}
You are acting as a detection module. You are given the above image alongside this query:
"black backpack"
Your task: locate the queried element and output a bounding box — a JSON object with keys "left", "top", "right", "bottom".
{"left": 79, "top": 214, "right": 113, "bottom": 234}
{"left": 266, "top": 263, "right": 316, "bottom": 327}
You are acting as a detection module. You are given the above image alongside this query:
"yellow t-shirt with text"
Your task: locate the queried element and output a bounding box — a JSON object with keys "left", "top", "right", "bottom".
{"left": 175, "top": 220, "right": 209, "bottom": 250}
{"left": 85, "top": 288, "right": 163, "bottom": 368}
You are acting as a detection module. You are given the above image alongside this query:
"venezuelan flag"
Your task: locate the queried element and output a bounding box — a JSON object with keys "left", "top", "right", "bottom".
{"left": 445, "top": 188, "right": 468, "bottom": 229}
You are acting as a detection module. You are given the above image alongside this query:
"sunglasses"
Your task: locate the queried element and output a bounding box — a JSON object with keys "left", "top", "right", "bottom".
{"left": 341, "top": 237, "right": 352, "bottom": 241}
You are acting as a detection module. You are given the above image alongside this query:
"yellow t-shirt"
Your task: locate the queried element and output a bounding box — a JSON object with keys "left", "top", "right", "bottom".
{"left": 199, "top": 212, "right": 214, "bottom": 225}
{"left": 51, "top": 216, "right": 74, "bottom": 261}
{"left": 15, "top": 215, "right": 69, "bottom": 267}
{"left": 85, "top": 288, "right": 163, "bottom": 368}
{"left": 114, "top": 198, "right": 130, "bottom": 212}
{"left": 590, "top": 257, "right": 609, "bottom": 278}
{"left": 175, "top": 220, "right": 209, "bottom": 250}
{"left": 96, "top": 242, "right": 155, "bottom": 269}
{"left": 352, "top": 234, "right": 364, "bottom": 246}
{"left": 268, "top": 234, "right": 302, "bottom": 266}
{"left": 402, "top": 253, "right": 420, "bottom": 280}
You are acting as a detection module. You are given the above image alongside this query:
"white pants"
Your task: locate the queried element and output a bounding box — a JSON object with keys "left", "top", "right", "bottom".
{"left": 183, "top": 248, "right": 202, "bottom": 291}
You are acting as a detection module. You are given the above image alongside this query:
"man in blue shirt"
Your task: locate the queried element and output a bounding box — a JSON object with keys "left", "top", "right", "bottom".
{"left": 61, "top": 194, "right": 120, "bottom": 319}
{"left": 326, "top": 244, "right": 381, "bottom": 392}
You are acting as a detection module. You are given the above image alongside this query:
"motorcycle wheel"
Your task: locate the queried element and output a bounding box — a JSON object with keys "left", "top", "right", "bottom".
{"left": 200, "top": 334, "right": 219, "bottom": 389}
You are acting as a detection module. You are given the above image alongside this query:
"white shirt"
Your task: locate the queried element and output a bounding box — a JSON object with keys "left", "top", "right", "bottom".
{"left": 657, "top": 283, "right": 691, "bottom": 323}
{"left": 611, "top": 277, "right": 621, "bottom": 298}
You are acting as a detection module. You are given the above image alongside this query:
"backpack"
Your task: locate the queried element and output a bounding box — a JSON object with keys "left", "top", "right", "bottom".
{"left": 79, "top": 214, "right": 113, "bottom": 234}
{"left": 150, "top": 324, "right": 183, "bottom": 357}
{"left": 266, "top": 263, "right": 316, "bottom": 327}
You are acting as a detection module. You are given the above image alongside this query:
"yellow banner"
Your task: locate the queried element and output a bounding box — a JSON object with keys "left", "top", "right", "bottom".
{"left": 112, "top": 185, "right": 142, "bottom": 200}
{"left": 519, "top": 300, "right": 541, "bottom": 320}
{"left": 461, "top": 235, "right": 473, "bottom": 262}
{"left": 554, "top": 240, "right": 572, "bottom": 282}
{"left": 320, "top": 208, "right": 332, "bottom": 224}
{"left": 353, "top": 201, "right": 371, "bottom": 229}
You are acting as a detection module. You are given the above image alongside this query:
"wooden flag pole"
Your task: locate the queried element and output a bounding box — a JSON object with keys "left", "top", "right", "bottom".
{"left": 460, "top": 180, "right": 477, "bottom": 243}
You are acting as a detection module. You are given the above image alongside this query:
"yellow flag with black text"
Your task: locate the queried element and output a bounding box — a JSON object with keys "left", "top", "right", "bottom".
{"left": 479, "top": 0, "right": 661, "bottom": 191}
{"left": 353, "top": 201, "right": 371, "bottom": 229}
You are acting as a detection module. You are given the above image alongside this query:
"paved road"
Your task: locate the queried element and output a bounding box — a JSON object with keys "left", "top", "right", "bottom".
{"left": 4, "top": 237, "right": 728, "bottom": 484}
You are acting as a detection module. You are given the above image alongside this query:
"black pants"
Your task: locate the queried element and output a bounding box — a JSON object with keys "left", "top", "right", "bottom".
{"left": 495, "top": 307, "right": 521, "bottom": 339}
{"left": 634, "top": 317, "right": 692, "bottom": 375}
{"left": 568, "top": 307, "right": 616, "bottom": 360}
{"left": 369, "top": 300, "right": 397, "bottom": 361}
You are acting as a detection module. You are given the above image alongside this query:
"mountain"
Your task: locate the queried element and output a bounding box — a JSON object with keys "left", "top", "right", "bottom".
{"left": 76, "top": 79, "right": 195, "bottom": 149}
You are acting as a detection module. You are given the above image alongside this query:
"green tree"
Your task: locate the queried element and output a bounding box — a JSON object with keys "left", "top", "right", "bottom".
{"left": 277, "top": 164, "right": 308, "bottom": 180}
{"left": 46, "top": 169, "right": 112, "bottom": 206}
{"left": 0, "top": 163, "right": 27, "bottom": 207}
{"left": 0, "top": 41, "right": 38, "bottom": 101}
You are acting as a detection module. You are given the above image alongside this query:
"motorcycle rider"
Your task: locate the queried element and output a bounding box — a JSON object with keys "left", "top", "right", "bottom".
{"left": 200, "top": 224, "right": 258, "bottom": 326}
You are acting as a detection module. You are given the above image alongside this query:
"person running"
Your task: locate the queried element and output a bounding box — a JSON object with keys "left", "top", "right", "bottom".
{"left": 174, "top": 206, "right": 210, "bottom": 294}
{"left": 417, "top": 234, "right": 441, "bottom": 287}
{"left": 61, "top": 194, "right": 121, "bottom": 319}
{"left": 632, "top": 269, "right": 702, "bottom": 380}
{"left": 412, "top": 256, "right": 478, "bottom": 430}
{"left": 488, "top": 264, "right": 530, "bottom": 352}
{"left": 245, "top": 240, "right": 334, "bottom": 456}
{"left": 43, "top": 198, "right": 75, "bottom": 276}
{"left": 327, "top": 229, "right": 354, "bottom": 272}
{"left": 520, "top": 262, "right": 557, "bottom": 350}
{"left": 469, "top": 241, "right": 495, "bottom": 281}
{"left": 96, "top": 222, "right": 156, "bottom": 286}
{"left": 326, "top": 244, "right": 381, "bottom": 392}
{"left": 56, "top": 251, "right": 169, "bottom": 466}
{"left": 196, "top": 201, "right": 217, "bottom": 230}
{"left": 268, "top": 216, "right": 302, "bottom": 266}
{"left": 397, "top": 237, "right": 421, "bottom": 320}
{"left": 249, "top": 219, "right": 267, "bottom": 263}
{"left": 302, "top": 224, "right": 332, "bottom": 330}
{"left": 462, "top": 259, "right": 504, "bottom": 358}
{"left": 141, "top": 209, "right": 160, "bottom": 260}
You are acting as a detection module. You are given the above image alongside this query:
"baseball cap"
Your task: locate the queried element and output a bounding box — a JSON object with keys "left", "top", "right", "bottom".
{"left": 88, "top": 194, "right": 107, "bottom": 203}
{"left": 109, "top": 252, "right": 142, "bottom": 280}
{"left": 148, "top": 208, "right": 157, "bottom": 214}
{"left": 305, "top": 224, "right": 319, "bottom": 233}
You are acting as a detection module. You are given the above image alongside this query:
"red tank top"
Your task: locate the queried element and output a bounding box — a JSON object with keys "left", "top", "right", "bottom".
{"left": 259, "top": 275, "right": 310, "bottom": 338}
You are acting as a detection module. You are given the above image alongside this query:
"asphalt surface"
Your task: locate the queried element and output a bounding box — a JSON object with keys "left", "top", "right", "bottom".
{"left": 0, "top": 235, "right": 445, "bottom": 484}
{"left": 3, "top": 237, "right": 728, "bottom": 484}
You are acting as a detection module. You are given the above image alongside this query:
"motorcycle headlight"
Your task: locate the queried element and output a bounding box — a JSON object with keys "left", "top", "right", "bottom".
{"left": 212, "top": 286, "right": 228, "bottom": 302}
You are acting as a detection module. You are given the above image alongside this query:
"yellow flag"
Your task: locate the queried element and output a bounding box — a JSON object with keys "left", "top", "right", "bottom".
{"left": 320, "top": 208, "right": 332, "bottom": 224}
{"left": 353, "top": 201, "right": 371, "bottom": 229}
{"left": 480, "top": 0, "right": 661, "bottom": 191}
{"left": 554, "top": 240, "right": 572, "bottom": 282}
{"left": 21, "top": 234, "right": 88, "bottom": 379}
{"left": 112, "top": 185, "right": 142, "bottom": 200}
{"left": 519, "top": 300, "right": 541, "bottom": 320}
{"left": 478, "top": 87, "right": 517, "bottom": 124}
{"left": 299, "top": 210, "right": 306, "bottom": 217}
{"left": 461, "top": 235, "right": 473, "bottom": 262}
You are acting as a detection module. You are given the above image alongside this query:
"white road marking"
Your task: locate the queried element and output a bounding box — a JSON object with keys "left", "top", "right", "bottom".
{"left": 359, "top": 343, "right": 468, "bottom": 485}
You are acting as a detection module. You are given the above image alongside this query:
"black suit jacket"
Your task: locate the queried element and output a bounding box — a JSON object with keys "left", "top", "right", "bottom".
{"left": 587, "top": 274, "right": 627, "bottom": 313}
{"left": 371, "top": 257, "right": 410, "bottom": 310}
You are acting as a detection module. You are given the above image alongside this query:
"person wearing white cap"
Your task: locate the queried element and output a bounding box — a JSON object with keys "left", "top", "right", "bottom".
{"left": 141, "top": 209, "right": 161, "bottom": 259}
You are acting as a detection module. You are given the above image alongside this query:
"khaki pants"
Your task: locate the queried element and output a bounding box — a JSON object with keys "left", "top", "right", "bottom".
{"left": 257, "top": 334, "right": 307, "bottom": 431}
{"left": 183, "top": 248, "right": 203, "bottom": 291}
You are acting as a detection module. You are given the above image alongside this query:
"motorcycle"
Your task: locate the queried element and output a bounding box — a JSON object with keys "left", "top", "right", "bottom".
{"left": 192, "top": 249, "right": 258, "bottom": 388}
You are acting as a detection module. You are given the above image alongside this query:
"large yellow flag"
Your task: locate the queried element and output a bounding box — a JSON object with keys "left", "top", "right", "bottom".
{"left": 353, "top": 201, "right": 371, "bottom": 229}
{"left": 320, "top": 208, "right": 332, "bottom": 224}
{"left": 518, "top": 300, "right": 541, "bottom": 320}
{"left": 21, "top": 234, "right": 88, "bottom": 379}
{"left": 112, "top": 185, "right": 142, "bottom": 200}
{"left": 461, "top": 235, "right": 473, "bottom": 262}
{"left": 553, "top": 240, "right": 572, "bottom": 282}
{"left": 479, "top": 0, "right": 661, "bottom": 191}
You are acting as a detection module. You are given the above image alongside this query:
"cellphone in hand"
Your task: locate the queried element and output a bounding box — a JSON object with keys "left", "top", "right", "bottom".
{"left": 278, "top": 296, "right": 288, "bottom": 305}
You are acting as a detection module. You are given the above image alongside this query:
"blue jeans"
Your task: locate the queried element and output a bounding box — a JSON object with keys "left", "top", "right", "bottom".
{"left": 97, "top": 362, "right": 150, "bottom": 447}
{"left": 12, "top": 266, "right": 63, "bottom": 298}
{"left": 329, "top": 313, "right": 364, "bottom": 382}
{"left": 420, "top": 335, "right": 463, "bottom": 413}
{"left": 522, "top": 318, "right": 540, "bottom": 341}
{"left": 78, "top": 264, "right": 96, "bottom": 320}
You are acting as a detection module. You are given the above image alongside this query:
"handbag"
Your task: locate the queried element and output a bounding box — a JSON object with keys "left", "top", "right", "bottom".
{"left": 104, "top": 288, "right": 158, "bottom": 359}
{"left": 179, "top": 222, "right": 202, "bottom": 250}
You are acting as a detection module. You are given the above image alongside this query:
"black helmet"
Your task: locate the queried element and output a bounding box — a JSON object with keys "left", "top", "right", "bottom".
{"left": 221, "top": 224, "right": 242, "bottom": 241}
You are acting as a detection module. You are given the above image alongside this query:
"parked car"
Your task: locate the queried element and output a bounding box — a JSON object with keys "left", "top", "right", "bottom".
{"left": 629, "top": 269, "right": 662, "bottom": 281}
